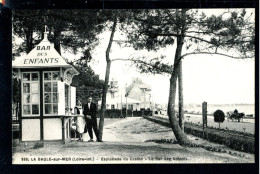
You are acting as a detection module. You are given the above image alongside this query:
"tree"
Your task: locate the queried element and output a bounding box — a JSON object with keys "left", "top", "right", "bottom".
{"left": 13, "top": 10, "right": 103, "bottom": 57}
{"left": 98, "top": 10, "right": 132, "bottom": 141}
{"left": 98, "top": 16, "right": 116, "bottom": 141}
{"left": 124, "top": 9, "right": 255, "bottom": 145}
{"left": 213, "top": 110, "right": 225, "bottom": 129}
{"left": 12, "top": 70, "right": 20, "bottom": 121}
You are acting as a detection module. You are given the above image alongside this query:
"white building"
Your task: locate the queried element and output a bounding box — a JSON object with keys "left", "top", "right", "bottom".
{"left": 104, "top": 78, "right": 153, "bottom": 111}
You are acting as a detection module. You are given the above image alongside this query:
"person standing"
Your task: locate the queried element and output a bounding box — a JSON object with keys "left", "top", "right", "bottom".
{"left": 74, "top": 99, "right": 85, "bottom": 142}
{"left": 83, "top": 97, "right": 102, "bottom": 142}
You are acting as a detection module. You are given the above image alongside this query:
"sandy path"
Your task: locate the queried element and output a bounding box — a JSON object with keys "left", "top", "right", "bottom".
{"left": 12, "top": 117, "right": 255, "bottom": 164}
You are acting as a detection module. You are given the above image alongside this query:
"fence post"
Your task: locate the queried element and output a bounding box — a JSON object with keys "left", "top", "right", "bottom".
{"left": 202, "top": 101, "right": 207, "bottom": 139}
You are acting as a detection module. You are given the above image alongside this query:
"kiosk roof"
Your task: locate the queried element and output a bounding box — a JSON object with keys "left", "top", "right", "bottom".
{"left": 13, "top": 32, "right": 78, "bottom": 75}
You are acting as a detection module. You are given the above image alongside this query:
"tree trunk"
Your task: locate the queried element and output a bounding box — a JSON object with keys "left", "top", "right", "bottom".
{"left": 25, "top": 27, "right": 33, "bottom": 53}
{"left": 98, "top": 18, "right": 117, "bottom": 141}
{"left": 54, "top": 29, "right": 61, "bottom": 55}
{"left": 167, "top": 36, "right": 191, "bottom": 145}
{"left": 178, "top": 60, "right": 184, "bottom": 131}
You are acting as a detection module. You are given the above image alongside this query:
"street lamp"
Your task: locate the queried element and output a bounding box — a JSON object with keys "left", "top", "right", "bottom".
{"left": 125, "top": 83, "right": 128, "bottom": 118}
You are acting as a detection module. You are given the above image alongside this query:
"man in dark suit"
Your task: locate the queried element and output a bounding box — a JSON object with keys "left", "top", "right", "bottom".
{"left": 83, "top": 96, "right": 102, "bottom": 142}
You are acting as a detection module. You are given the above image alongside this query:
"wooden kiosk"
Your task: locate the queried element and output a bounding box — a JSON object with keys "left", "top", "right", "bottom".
{"left": 13, "top": 31, "right": 79, "bottom": 143}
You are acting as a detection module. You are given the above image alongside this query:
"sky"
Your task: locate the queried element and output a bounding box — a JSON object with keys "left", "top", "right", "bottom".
{"left": 88, "top": 44, "right": 255, "bottom": 105}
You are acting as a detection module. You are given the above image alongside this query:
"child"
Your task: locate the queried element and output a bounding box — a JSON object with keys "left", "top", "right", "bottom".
{"left": 71, "top": 117, "right": 77, "bottom": 140}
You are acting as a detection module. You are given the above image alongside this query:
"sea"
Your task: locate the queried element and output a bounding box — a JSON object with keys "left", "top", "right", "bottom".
{"left": 183, "top": 104, "right": 255, "bottom": 116}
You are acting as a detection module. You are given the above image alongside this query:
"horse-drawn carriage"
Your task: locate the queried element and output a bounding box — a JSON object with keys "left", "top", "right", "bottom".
{"left": 226, "top": 109, "right": 245, "bottom": 122}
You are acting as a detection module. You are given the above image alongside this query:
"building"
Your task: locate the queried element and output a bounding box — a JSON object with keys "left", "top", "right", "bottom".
{"left": 12, "top": 29, "right": 79, "bottom": 142}
{"left": 104, "top": 78, "right": 153, "bottom": 111}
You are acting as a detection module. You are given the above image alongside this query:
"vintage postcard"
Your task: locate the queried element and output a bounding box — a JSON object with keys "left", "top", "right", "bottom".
{"left": 10, "top": 7, "right": 256, "bottom": 165}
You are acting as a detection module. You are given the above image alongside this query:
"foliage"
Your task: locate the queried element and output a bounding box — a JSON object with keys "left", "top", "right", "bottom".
{"left": 70, "top": 61, "right": 105, "bottom": 105}
{"left": 145, "top": 139, "right": 178, "bottom": 144}
{"left": 12, "top": 71, "right": 20, "bottom": 103}
{"left": 33, "top": 141, "right": 44, "bottom": 149}
{"left": 120, "top": 9, "right": 255, "bottom": 80}
{"left": 125, "top": 9, "right": 255, "bottom": 59}
{"left": 12, "top": 9, "right": 105, "bottom": 57}
{"left": 213, "top": 110, "right": 225, "bottom": 123}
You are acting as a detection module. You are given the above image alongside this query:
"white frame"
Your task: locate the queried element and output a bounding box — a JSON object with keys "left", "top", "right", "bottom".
{"left": 42, "top": 71, "right": 60, "bottom": 116}
{"left": 21, "top": 71, "right": 40, "bottom": 117}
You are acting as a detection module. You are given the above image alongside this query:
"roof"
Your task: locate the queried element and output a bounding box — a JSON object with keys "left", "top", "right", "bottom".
{"left": 126, "top": 79, "right": 151, "bottom": 95}
{"left": 12, "top": 32, "right": 78, "bottom": 75}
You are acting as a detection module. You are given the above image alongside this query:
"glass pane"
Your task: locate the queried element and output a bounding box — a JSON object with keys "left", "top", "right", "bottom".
{"left": 31, "top": 83, "right": 39, "bottom": 93}
{"left": 53, "top": 82, "right": 57, "bottom": 92}
{"left": 23, "top": 94, "right": 30, "bottom": 103}
{"left": 23, "top": 105, "right": 30, "bottom": 115}
{"left": 45, "top": 104, "right": 52, "bottom": 114}
{"left": 31, "top": 94, "right": 39, "bottom": 103}
{"left": 31, "top": 73, "right": 38, "bottom": 81}
{"left": 32, "top": 105, "right": 39, "bottom": 114}
{"left": 23, "top": 83, "right": 30, "bottom": 93}
{"left": 65, "top": 85, "right": 69, "bottom": 107}
{"left": 44, "top": 72, "right": 51, "bottom": 80}
{"left": 44, "top": 93, "right": 52, "bottom": 103}
{"left": 23, "top": 73, "right": 30, "bottom": 81}
{"left": 53, "top": 104, "right": 58, "bottom": 114}
{"left": 53, "top": 93, "right": 58, "bottom": 103}
{"left": 44, "top": 82, "right": 51, "bottom": 92}
{"left": 53, "top": 72, "right": 60, "bottom": 80}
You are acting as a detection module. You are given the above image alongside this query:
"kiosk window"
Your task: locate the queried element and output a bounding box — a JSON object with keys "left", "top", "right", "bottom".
{"left": 22, "top": 72, "right": 40, "bottom": 116}
{"left": 23, "top": 73, "right": 30, "bottom": 81}
{"left": 43, "top": 71, "right": 60, "bottom": 115}
{"left": 32, "top": 73, "right": 38, "bottom": 81}
{"left": 65, "top": 85, "right": 69, "bottom": 109}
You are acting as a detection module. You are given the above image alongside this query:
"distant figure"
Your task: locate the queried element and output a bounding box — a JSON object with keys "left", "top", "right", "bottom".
{"left": 74, "top": 99, "right": 85, "bottom": 142}
{"left": 234, "top": 109, "right": 238, "bottom": 115}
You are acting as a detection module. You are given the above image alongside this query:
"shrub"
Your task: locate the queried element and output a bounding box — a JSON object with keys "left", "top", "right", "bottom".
{"left": 143, "top": 116, "right": 255, "bottom": 153}
{"left": 213, "top": 109, "right": 225, "bottom": 129}
{"left": 214, "top": 110, "right": 225, "bottom": 122}
{"left": 33, "top": 141, "right": 44, "bottom": 149}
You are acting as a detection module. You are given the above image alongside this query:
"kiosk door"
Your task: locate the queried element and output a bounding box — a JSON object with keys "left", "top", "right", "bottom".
{"left": 42, "top": 71, "right": 63, "bottom": 140}
{"left": 21, "top": 72, "right": 41, "bottom": 141}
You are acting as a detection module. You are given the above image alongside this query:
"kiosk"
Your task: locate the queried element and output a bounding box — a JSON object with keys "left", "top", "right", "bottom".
{"left": 13, "top": 30, "right": 79, "bottom": 143}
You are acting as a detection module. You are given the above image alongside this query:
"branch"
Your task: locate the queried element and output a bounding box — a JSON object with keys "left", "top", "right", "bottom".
{"left": 180, "top": 51, "right": 254, "bottom": 59}
{"left": 111, "top": 58, "right": 132, "bottom": 62}
{"left": 184, "top": 34, "right": 213, "bottom": 44}
{"left": 185, "top": 30, "right": 212, "bottom": 34}
{"left": 141, "top": 31, "right": 180, "bottom": 37}
{"left": 155, "top": 33, "right": 180, "bottom": 37}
